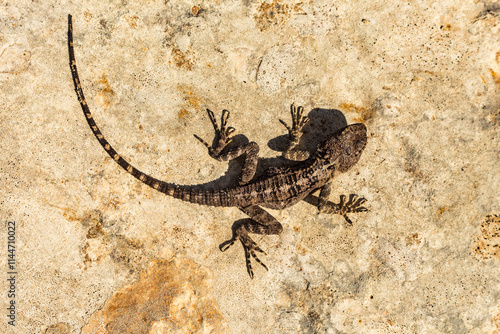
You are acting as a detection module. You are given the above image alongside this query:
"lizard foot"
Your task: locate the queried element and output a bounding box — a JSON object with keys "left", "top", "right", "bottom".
{"left": 338, "top": 194, "right": 368, "bottom": 225}
{"left": 220, "top": 232, "right": 268, "bottom": 279}
{"left": 279, "top": 104, "right": 310, "bottom": 140}
{"left": 194, "top": 108, "right": 236, "bottom": 157}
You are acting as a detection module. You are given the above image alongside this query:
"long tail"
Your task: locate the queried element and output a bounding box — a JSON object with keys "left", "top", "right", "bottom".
{"left": 68, "top": 14, "right": 230, "bottom": 207}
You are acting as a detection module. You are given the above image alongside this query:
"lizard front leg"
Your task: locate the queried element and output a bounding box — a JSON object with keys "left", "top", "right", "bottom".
{"left": 317, "top": 183, "right": 368, "bottom": 225}
{"left": 219, "top": 205, "right": 283, "bottom": 278}
{"left": 194, "top": 109, "right": 259, "bottom": 185}
{"left": 279, "top": 104, "right": 310, "bottom": 161}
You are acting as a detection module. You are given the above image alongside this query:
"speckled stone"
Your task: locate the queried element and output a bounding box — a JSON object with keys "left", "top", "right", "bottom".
{"left": 1, "top": 1, "right": 499, "bottom": 333}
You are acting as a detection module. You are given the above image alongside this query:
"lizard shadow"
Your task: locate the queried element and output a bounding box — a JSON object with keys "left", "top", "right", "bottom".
{"left": 265, "top": 107, "right": 348, "bottom": 170}
{"left": 183, "top": 108, "right": 348, "bottom": 191}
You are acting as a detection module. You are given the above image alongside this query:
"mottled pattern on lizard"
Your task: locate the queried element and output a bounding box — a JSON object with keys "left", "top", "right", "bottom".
{"left": 68, "top": 15, "right": 368, "bottom": 278}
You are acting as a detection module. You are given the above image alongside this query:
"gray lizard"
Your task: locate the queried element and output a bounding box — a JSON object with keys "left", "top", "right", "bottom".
{"left": 68, "top": 15, "right": 368, "bottom": 278}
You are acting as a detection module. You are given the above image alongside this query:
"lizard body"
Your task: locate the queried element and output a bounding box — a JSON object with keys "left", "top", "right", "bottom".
{"left": 68, "top": 15, "right": 368, "bottom": 277}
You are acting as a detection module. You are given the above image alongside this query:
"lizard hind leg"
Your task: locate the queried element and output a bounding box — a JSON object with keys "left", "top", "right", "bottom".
{"left": 219, "top": 205, "right": 283, "bottom": 278}
{"left": 219, "top": 218, "right": 268, "bottom": 278}
{"left": 194, "top": 109, "right": 236, "bottom": 157}
{"left": 194, "top": 108, "right": 260, "bottom": 185}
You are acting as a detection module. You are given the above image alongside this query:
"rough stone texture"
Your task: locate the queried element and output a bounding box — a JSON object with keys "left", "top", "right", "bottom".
{"left": 0, "top": 0, "right": 499, "bottom": 333}
{"left": 81, "top": 259, "right": 226, "bottom": 333}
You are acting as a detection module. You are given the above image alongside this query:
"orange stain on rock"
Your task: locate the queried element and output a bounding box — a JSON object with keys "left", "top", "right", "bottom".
{"left": 178, "top": 108, "right": 189, "bottom": 118}
{"left": 84, "top": 11, "right": 93, "bottom": 22}
{"left": 405, "top": 233, "right": 422, "bottom": 246}
{"left": 95, "top": 74, "right": 115, "bottom": 109}
{"left": 124, "top": 15, "right": 139, "bottom": 28}
{"left": 171, "top": 47, "right": 195, "bottom": 71}
{"left": 493, "top": 303, "right": 500, "bottom": 332}
{"left": 436, "top": 206, "right": 450, "bottom": 218}
{"left": 191, "top": 5, "right": 201, "bottom": 16}
{"left": 341, "top": 103, "right": 374, "bottom": 122}
{"left": 254, "top": 0, "right": 303, "bottom": 31}
{"left": 489, "top": 69, "right": 500, "bottom": 89}
{"left": 82, "top": 259, "right": 227, "bottom": 333}
{"left": 176, "top": 85, "right": 204, "bottom": 116}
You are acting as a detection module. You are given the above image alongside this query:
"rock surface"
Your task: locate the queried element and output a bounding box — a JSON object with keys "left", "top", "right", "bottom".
{"left": 1, "top": 0, "right": 499, "bottom": 333}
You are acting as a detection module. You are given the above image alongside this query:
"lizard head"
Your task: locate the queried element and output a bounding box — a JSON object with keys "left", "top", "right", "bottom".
{"left": 317, "top": 123, "right": 367, "bottom": 173}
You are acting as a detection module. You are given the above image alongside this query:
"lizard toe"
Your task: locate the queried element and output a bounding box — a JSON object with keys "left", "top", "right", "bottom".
{"left": 219, "top": 238, "right": 236, "bottom": 252}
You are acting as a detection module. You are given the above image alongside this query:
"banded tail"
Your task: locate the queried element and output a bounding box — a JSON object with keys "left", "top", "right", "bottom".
{"left": 68, "top": 14, "right": 230, "bottom": 207}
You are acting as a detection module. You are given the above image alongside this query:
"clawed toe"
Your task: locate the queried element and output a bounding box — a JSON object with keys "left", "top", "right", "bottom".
{"left": 207, "top": 108, "right": 219, "bottom": 131}
{"left": 196, "top": 108, "right": 237, "bottom": 156}
{"left": 342, "top": 214, "right": 353, "bottom": 225}
{"left": 218, "top": 109, "right": 235, "bottom": 140}
{"left": 219, "top": 234, "right": 268, "bottom": 278}
{"left": 244, "top": 245, "right": 268, "bottom": 279}
{"left": 338, "top": 194, "right": 368, "bottom": 225}
{"left": 219, "top": 237, "right": 237, "bottom": 252}
{"left": 347, "top": 194, "right": 368, "bottom": 212}
{"left": 291, "top": 104, "right": 309, "bottom": 129}
{"left": 193, "top": 133, "right": 211, "bottom": 149}
{"left": 225, "top": 126, "right": 236, "bottom": 138}
{"left": 241, "top": 236, "right": 268, "bottom": 278}
{"left": 279, "top": 118, "right": 292, "bottom": 132}
{"left": 205, "top": 108, "right": 235, "bottom": 139}
{"left": 280, "top": 104, "right": 309, "bottom": 139}
{"left": 220, "top": 109, "right": 230, "bottom": 128}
